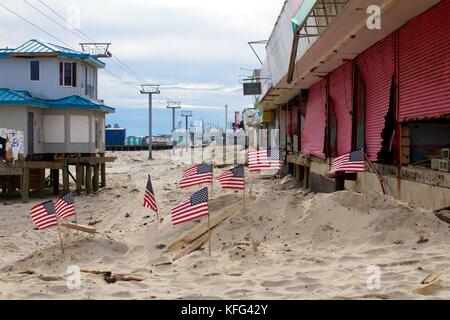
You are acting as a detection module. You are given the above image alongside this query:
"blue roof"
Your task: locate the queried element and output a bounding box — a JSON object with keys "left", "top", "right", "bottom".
{"left": 0, "top": 88, "right": 115, "bottom": 113}
{"left": 0, "top": 39, "right": 105, "bottom": 68}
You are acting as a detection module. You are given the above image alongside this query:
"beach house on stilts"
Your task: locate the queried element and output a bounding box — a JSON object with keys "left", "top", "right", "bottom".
{"left": 0, "top": 39, "right": 116, "bottom": 202}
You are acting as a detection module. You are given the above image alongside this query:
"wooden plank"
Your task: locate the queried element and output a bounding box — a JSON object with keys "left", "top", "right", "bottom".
{"left": 173, "top": 233, "right": 209, "bottom": 261}
{"left": 0, "top": 167, "right": 22, "bottom": 175}
{"left": 21, "top": 167, "right": 29, "bottom": 203}
{"left": 22, "top": 161, "right": 64, "bottom": 170}
{"left": 62, "top": 165, "right": 69, "bottom": 193}
{"left": 60, "top": 221, "right": 98, "bottom": 234}
{"left": 64, "top": 157, "right": 116, "bottom": 164}
{"left": 164, "top": 201, "right": 243, "bottom": 254}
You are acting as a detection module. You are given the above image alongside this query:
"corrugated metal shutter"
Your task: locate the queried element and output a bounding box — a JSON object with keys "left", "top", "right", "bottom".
{"left": 301, "top": 79, "right": 327, "bottom": 159}
{"left": 399, "top": 0, "right": 450, "bottom": 121}
{"left": 329, "top": 61, "right": 353, "bottom": 156}
{"left": 356, "top": 33, "right": 396, "bottom": 161}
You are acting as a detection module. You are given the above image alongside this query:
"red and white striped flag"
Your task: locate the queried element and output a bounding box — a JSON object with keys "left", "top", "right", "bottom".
{"left": 248, "top": 147, "right": 282, "bottom": 172}
{"left": 217, "top": 165, "right": 245, "bottom": 190}
{"left": 30, "top": 200, "right": 58, "bottom": 230}
{"left": 171, "top": 187, "right": 209, "bottom": 225}
{"left": 179, "top": 163, "right": 213, "bottom": 189}
{"left": 330, "top": 149, "right": 366, "bottom": 174}
{"left": 143, "top": 175, "right": 158, "bottom": 213}
{"left": 54, "top": 192, "right": 76, "bottom": 219}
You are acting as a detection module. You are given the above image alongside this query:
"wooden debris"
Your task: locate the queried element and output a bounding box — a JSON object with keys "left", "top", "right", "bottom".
{"left": 81, "top": 269, "right": 144, "bottom": 283}
{"left": 88, "top": 219, "right": 103, "bottom": 226}
{"left": 173, "top": 233, "right": 210, "bottom": 261}
{"left": 38, "top": 274, "right": 64, "bottom": 282}
{"left": 435, "top": 210, "right": 450, "bottom": 224}
{"left": 413, "top": 277, "right": 442, "bottom": 296}
{"left": 165, "top": 201, "right": 243, "bottom": 253}
{"left": 15, "top": 269, "right": 36, "bottom": 275}
{"left": 60, "top": 221, "right": 98, "bottom": 234}
{"left": 421, "top": 272, "right": 442, "bottom": 285}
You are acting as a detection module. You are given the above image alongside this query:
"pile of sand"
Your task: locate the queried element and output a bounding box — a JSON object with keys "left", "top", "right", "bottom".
{"left": 0, "top": 150, "right": 449, "bottom": 300}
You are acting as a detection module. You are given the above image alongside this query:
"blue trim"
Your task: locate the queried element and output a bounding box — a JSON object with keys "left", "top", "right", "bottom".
{"left": 0, "top": 89, "right": 115, "bottom": 113}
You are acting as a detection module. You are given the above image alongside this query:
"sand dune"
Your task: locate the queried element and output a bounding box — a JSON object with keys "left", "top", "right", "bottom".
{"left": 0, "top": 150, "right": 449, "bottom": 299}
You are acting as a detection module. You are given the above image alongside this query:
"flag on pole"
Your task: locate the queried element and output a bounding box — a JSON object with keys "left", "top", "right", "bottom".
{"left": 30, "top": 200, "right": 58, "bottom": 230}
{"left": 54, "top": 192, "right": 76, "bottom": 219}
{"left": 330, "top": 149, "right": 365, "bottom": 174}
{"left": 171, "top": 187, "right": 209, "bottom": 225}
{"left": 248, "top": 147, "right": 282, "bottom": 172}
{"left": 179, "top": 163, "right": 213, "bottom": 189}
{"left": 143, "top": 175, "right": 158, "bottom": 213}
{"left": 217, "top": 165, "right": 245, "bottom": 190}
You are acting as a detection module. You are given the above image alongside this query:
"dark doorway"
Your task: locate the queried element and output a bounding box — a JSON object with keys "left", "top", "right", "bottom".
{"left": 27, "top": 112, "right": 34, "bottom": 155}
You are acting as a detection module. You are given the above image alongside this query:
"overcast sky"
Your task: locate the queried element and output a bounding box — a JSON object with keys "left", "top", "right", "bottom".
{"left": 0, "top": 0, "right": 282, "bottom": 135}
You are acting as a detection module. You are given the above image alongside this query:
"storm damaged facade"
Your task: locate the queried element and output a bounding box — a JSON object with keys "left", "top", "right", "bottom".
{"left": 253, "top": 0, "right": 450, "bottom": 210}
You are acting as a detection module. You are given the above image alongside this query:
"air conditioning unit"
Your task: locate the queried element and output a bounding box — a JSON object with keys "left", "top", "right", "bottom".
{"left": 431, "top": 159, "right": 440, "bottom": 171}
{"left": 439, "top": 160, "right": 450, "bottom": 172}
{"left": 442, "top": 148, "right": 450, "bottom": 160}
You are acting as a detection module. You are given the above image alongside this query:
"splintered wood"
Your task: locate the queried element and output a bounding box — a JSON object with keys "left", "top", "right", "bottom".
{"left": 60, "top": 221, "right": 98, "bottom": 234}
{"left": 173, "top": 233, "right": 210, "bottom": 261}
{"left": 165, "top": 201, "right": 243, "bottom": 254}
{"left": 81, "top": 269, "right": 144, "bottom": 283}
{"left": 413, "top": 273, "right": 443, "bottom": 296}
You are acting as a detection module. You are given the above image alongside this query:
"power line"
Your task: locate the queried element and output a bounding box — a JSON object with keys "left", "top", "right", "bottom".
{"left": 0, "top": 1, "right": 74, "bottom": 49}
{"left": 36, "top": 0, "right": 147, "bottom": 84}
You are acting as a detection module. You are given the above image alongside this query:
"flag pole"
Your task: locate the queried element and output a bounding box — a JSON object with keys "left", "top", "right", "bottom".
{"left": 56, "top": 222, "right": 65, "bottom": 255}
{"left": 364, "top": 152, "right": 388, "bottom": 195}
{"left": 243, "top": 169, "right": 246, "bottom": 209}
{"left": 209, "top": 167, "right": 213, "bottom": 256}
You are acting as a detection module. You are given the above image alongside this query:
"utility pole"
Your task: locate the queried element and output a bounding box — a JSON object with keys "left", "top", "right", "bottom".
{"left": 181, "top": 111, "right": 193, "bottom": 147}
{"left": 140, "top": 84, "right": 160, "bottom": 160}
{"left": 225, "top": 104, "right": 228, "bottom": 131}
{"left": 167, "top": 101, "right": 181, "bottom": 132}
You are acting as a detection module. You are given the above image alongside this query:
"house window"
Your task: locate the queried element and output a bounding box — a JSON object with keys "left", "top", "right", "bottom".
{"left": 30, "top": 61, "right": 39, "bottom": 81}
{"left": 59, "top": 62, "right": 77, "bottom": 87}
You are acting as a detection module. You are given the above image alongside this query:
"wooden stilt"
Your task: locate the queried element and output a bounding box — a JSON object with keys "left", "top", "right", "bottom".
{"left": 100, "top": 163, "right": 106, "bottom": 188}
{"left": 21, "top": 167, "right": 29, "bottom": 204}
{"left": 51, "top": 169, "right": 60, "bottom": 195}
{"left": 75, "top": 164, "right": 82, "bottom": 195}
{"left": 38, "top": 169, "right": 46, "bottom": 198}
{"left": 80, "top": 166, "right": 85, "bottom": 187}
{"left": 62, "top": 165, "right": 69, "bottom": 193}
{"left": 85, "top": 165, "right": 92, "bottom": 195}
{"left": 207, "top": 213, "right": 211, "bottom": 256}
{"left": 93, "top": 164, "right": 99, "bottom": 192}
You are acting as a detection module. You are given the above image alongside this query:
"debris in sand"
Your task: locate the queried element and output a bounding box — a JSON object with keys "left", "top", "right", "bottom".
{"left": 81, "top": 269, "right": 145, "bottom": 283}
{"left": 125, "top": 213, "right": 130, "bottom": 218}
{"left": 435, "top": 210, "right": 450, "bottom": 224}
{"left": 413, "top": 274, "right": 443, "bottom": 296}
{"left": 88, "top": 219, "right": 103, "bottom": 226}
{"left": 38, "top": 274, "right": 64, "bottom": 282}
{"left": 417, "top": 236, "right": 429, "bottom": 244}
{"left": 155, "top": 243, "right": 166, "bottom": 250}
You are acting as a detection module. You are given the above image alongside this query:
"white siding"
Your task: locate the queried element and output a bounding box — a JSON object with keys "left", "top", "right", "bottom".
{"left": 0, "top": 57, "right": 98, "bottom": 100}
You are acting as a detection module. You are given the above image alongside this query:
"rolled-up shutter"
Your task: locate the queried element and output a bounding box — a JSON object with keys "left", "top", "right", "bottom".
{"left": 329, "top": 61, "right": 353, "bottom": 156}
{"left": 399, "top": 0, "right": 450, "bottom": 121}
{"left": 356, "top": 33, "right": 396, "bottom": 161}
{"left": 301, "top": 79, "right": 327, "bottom": 159}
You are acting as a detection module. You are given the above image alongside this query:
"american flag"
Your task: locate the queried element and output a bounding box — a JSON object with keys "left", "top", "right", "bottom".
{"left": 330, "top": 149, "right": 366, "bottom": 174}
{"left": 179, "top": 163, "right": 213, "bottom": 189}
{"left": 217, "top": 165, "right": 245, "bottom": 190}
{"left": 30, "top": 200, "right": 58, "bottom": 230}
{"left": 143, "top": 175, "right": 158, "bottom": 213}
{"left": 54, "top": 192, "right": 76, "bottom": 219}
{"left": 248, "top": 147, "right": 282, "bottom": 172}
{"left": 171, "top": 187, "right": 209, "bottom": 225}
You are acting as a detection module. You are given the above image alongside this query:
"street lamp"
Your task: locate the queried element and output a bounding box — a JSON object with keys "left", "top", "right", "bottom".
{"left": 140, "top": 84, "right": 160, "bottom": 160}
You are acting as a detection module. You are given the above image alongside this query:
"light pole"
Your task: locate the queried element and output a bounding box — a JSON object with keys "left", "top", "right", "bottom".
{"left": 181, "top": 111, "right": 193, "bottom": 147}
{"left": 140, "top": 84, "right": 160, "bottom": 160}
{"left": 166, "top": 101, "right": 181, "bottom": 132}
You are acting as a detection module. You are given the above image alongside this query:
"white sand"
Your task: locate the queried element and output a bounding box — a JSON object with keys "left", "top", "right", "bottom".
{"left": 1, "top": 150, "right": 449, "bottom": 300}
